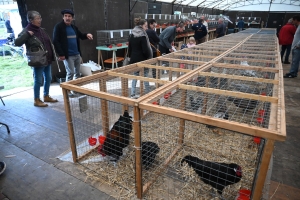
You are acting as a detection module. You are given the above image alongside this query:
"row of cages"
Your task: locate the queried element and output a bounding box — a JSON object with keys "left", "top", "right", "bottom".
{"left": 236, "top": 17, "right": 261, "bottom": 24}
{"left": 60, "top": 28, "right": 285, "bottom": 200}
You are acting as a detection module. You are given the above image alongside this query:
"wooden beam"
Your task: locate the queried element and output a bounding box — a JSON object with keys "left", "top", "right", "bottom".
{"left": 228, "top": 53, "right": 277, "bottom": 58}
{"left": 100, "top": 79, "right": 109, "bottom": 137}
{"left": 178, "top": 84, "right": 278, "bottom": 103}
{"left": 157, "top": 57, "right": 206, "bottom": 65}
{"left": 62, "top": 88, "right": 78, "bottom": 162}
{"left": 172, "top": 53, "right": 216, "bottom": 59}
{"left": 108, "top": 71, "right": 170, "bottom": 85}
{"left": 221, "top": 57, "right": 277, "bottom": 63}
{"left": 137, "top": 63, "right": 191, "bottom": 73}
{"left": 138, "top": 103, "right": 285, "bottom": 141}
{"left": 197, "top": 72, "right": 279, "bottom": 85}
{"left": 210, "top": 63, "right": 279, "bottom": 73}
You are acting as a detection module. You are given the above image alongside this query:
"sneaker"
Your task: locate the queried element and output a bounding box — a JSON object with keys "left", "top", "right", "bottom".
{"left": 283, "top": 61, "right": 290, "bottom": 64}
{"left": 130, "top": 95, "right": 139, "bottom": 99}
{"left": 283, "top": 73, "right": 297, "bottom": 78}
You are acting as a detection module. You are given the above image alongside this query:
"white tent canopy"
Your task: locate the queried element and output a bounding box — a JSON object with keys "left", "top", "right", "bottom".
{"left": 156, "top": 0, "right": 300, "bottom": 11}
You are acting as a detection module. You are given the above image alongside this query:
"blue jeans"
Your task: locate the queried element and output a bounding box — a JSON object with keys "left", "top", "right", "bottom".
{"left": 131, "top": 68, "right": 150, "bottom": 96}
{"left": 289, "top": 48, "right": 300, "bottom": 76}
{"left": 63, "top": 54, "right": 81, "bottom": 82}
{"left": 33, "top": 64, "right": 52, "bottom": 99}
{"left": 281, "top": 45, "right": 291, "bottom": 62}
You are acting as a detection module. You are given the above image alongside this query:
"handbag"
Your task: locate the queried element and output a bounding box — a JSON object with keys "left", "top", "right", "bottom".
{"left": 150, "top": 43, "right": 161, "bottom": 57}
{"left": 26, "top": 36, "right": 48, "bottom": 67}
{"left": 123, "top": 48, "right": 130, "bottom": 66}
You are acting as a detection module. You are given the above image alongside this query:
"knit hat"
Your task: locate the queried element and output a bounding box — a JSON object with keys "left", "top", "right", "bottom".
{"left": 61, "top": 9, "right": 74, "bottom": 17}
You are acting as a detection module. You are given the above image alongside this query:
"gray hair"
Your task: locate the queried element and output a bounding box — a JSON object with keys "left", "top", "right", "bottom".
{"left": 27, "top": 11, "right": 41, "bottom": 22}
{"left": 288, "top": 18, "right": 293, "bottom": 23}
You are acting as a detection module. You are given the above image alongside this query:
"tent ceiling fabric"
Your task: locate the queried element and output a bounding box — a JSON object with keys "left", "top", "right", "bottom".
{"left": 156, "top": 0, "right": 300, "bottom": 11}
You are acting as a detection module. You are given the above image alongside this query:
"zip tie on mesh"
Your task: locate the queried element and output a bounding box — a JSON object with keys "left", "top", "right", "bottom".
{"left": 66, "top": 121, "right": 73, "bottom": 124}
{"left": 133, "top": 146, "right": 142, "bottom": 150}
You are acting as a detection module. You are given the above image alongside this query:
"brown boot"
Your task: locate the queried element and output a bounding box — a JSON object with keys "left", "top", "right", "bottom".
{"left": 44, "top": 95, "right": 58, "bottom": 103}
{"left": 34, "top": 98, "right": 48, "bottom": 107}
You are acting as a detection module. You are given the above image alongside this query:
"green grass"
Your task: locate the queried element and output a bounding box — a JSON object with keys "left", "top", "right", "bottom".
{"left": 0, "top": 55, "right": 33, "bottom": 91}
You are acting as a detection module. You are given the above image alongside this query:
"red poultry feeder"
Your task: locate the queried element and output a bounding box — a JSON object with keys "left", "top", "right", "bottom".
{"left": 258, "top": 109, "right": 265, "bottom": 116}
{"left": 99, "top": 135, "right": 106, "bottom": 145}
{"left": 253, "top": 137, "right": 261, "bottom": 144}
{"left": 256, "top": 117, "right": 264, "bottom": 124}
{"left": 152, "top": 101, "right": 158, "bottom": 105}
{"left": 88, "top": 137, "right": 97, "bottom": 146}
{"left": 236, "top": 189, "right": 251, "bottom": 200}
{"left": 164, "top": 94, "right": 170, "bottom": 99}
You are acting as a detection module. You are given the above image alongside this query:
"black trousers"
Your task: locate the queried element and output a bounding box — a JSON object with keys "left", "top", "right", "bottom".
{"left": 281, "top": 45, "right": 291, "bottom": 62}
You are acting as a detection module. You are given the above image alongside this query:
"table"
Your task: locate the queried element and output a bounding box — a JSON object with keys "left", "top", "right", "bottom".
{"left": 96, "top": 43, "right": 128, "bottom": 70}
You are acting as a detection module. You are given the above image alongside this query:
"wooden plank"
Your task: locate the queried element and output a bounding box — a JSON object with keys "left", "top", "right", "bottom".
{"left": 157, "top": 57, "right": 206, "bottom": 65}
{"left": 108, "top": 71, "right": 170, "bottom": 85}
{"left": 197, "top": 72, "right": 279, "bottom": 85}
{"left": 252, "top": 139, "right": 275, "bottom": 200}
{"left": 142, "top": 145, "right": 182, "bottom": 194}
{"left": 100, "top": 80, "right": 109, "bottom": 137}
{"left": 138, "top": 103, "right": 285, "bottom": 141}
{"left": 229, "top": 53, "right": 277, "bottom": 58}
{"left": 179, "top": 89, "right": 186, "bottom": 144}
{"left": 134, "top": 106, "right": 143, "bottom": 199}
{"left": 222, "top": 57, "right": 277, "bottom": 63}
{"left": 178, "top": 84, "right": 278, "bottom": 103}
{"left": 172, "top": 53, "right": 215, "bottom": 59}
{"left": 137, "top": 63, "right": 191, "bottom": 73}
{"left": 181, "top": 49, "right": 223, "bottom": 54}
{"left": 232, "top": 49, "right": 276, "bottom": 54}
{"left": 211, "top": 63, "right": 279, "bottom": 73}
{"left": 121, "top": 78, "right": 129, "bottom": 112}
{"left": 60, "top": 84, "right": 136, "bottom": 106}
{"left": 62, "top": 88, "right": 78, "bottom": 162}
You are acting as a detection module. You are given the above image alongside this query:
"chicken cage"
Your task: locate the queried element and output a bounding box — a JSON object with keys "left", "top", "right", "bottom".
{"left": 60, "top": 28, "right": 285, "bottom": 200}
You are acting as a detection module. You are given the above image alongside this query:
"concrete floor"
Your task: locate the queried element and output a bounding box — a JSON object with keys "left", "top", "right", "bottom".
{"left": 0, "top": 62, "right": 300, "bottom": 200}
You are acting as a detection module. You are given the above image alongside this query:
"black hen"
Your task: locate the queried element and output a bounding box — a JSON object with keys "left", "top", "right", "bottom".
{"left": 181, "top": 155, "right": 242, "bottom": 197}
{"left": 207, "top": 99, "right": 229, "bottom": 129}
{"left": 141, "top": 142, "right": 160, "bottom": 170}
{"left": 228, "top": 84, "right": 260, "bottom": 111}
{"left": 102, "top": 110, "right": 133, "bottom": 161}
{"left": 189, "top": 95, "right": 202, "bottom": 113}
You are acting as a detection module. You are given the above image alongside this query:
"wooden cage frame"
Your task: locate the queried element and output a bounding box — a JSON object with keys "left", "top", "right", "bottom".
{"left": 60, "top": 28, "right": 285, "bottom": 200}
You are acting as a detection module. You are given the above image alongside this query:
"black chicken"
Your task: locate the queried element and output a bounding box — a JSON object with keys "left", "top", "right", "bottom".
{"left": 181, "top": 155, "right": 242, "bottom": 198}
{"left": 207, "top": 99, "right": 229, "bottom": 129}
{"left": 141, "top": 142, "right": 160, "bottom": 170}
{"left": 102, "top": 110, "right": 133, "bottom": 161}
{"left": 227, "top": 83, "right": 260, "bottom": 111}
{"left": 189, "top": 95, "right": 202, "bottom": 113}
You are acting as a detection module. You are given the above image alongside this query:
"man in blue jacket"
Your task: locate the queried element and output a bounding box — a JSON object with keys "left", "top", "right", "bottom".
{"left": 237, "top": 19, "right": 244, "bottom": 32}
{"left": 53, "top": 9, "right": 93, "bottom": 93}
{"left": 192, "top": 19, "right": 207, "bottom": 44}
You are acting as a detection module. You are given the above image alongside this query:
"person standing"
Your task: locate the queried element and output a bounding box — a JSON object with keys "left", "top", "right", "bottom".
{"left": 216, "top": 18, "right": 226, "bottom": 38}
{"left": 200, "top": 16, "right": 209, "bottom": 42}
{"left": 129, "top": 18, "right": 153, "bottom": 98}
{"left": 284, "top": 15, "right": 300, "bottom": 78}
{"left": 279, "top": 18, "right": 296, "bottom": 64}
{"left": 53, "top": 9, "right": 93, "bottom": 96}
{"left": 237, "top": 19, "right": 244, "bottom": 32}
{"left": 146, "top": 19, "right": 160, "bottom": 78}
{"left": 5, "top": 17, "right": 14, "bottom": 39}
{"left": 192, "top": 18, "right": 207, "bottom": 44}
{"left": 15, "top": 11, "right": 58, "bottom": 107}
{"left": 158, "top": 21, "right": 185, "bottom": 54}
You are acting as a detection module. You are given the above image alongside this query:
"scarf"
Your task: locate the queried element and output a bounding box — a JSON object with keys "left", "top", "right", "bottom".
{"left": 26, "top": 23, "right": 53, "bottom": 62}
{"left": 132, "top": 26, "right": 153, "bottom": 59}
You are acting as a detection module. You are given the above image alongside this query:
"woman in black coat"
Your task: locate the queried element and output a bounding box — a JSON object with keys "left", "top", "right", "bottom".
{"left": 128, "top": 18, "right": 153, "bottom": 99}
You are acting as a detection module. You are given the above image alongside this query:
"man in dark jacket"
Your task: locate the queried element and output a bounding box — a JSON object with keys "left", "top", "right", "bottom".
{"left": 192, "top": 18, "right": 207, "bottom": 44}
{"left": 53, "top": 9, "right": 93, "bottom": 88}
{"left": 159, "top": 21, "right": 185, "bottom": 54}
{"left": 216, "top": 18, "right": 226, "bottom": 38}
{"left": 279, "top": 18, "right": 296, "bottom": 64}
{"left": 146, "top": 19, "right": 160, "bottom": 78}
{"left": 237, "top": 19, "right": 244, "bottom": 32}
